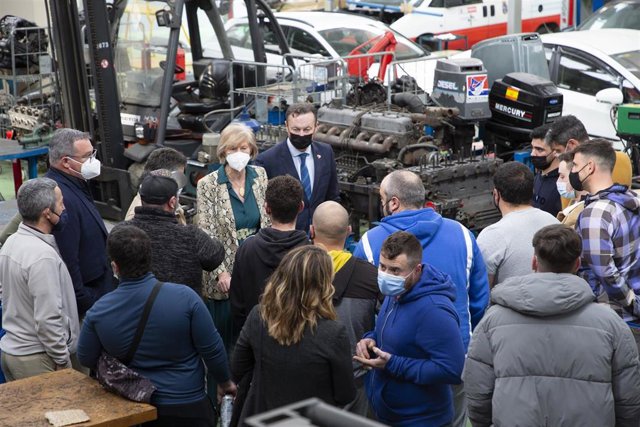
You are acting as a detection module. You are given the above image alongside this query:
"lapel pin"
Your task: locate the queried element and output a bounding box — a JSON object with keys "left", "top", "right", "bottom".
{"left": 317, "top": 154, "right": 321, "bottom": 159}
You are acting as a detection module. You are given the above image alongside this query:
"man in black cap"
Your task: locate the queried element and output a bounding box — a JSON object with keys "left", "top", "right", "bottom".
{"left": 125, "top": 171, "right": 225, "bottom": 293}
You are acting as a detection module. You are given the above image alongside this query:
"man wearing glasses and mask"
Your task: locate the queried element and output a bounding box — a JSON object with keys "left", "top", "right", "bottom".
{"left": 45, "top": 128, "right": 113, "bottom": 318}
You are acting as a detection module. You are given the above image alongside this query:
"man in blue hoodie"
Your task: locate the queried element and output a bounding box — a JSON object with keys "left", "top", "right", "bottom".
{"left": 572, "top": 139, "right": 640, "bottom": 352}
{"left": 355, "top": 231, "right": 465, "bottom": 426}
{"left": 353, "top": 170, "right": 489, "bottom": 426}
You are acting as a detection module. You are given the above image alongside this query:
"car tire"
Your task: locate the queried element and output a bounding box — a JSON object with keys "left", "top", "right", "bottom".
{"left": 536, "top": 23, "right": 559, "bottom": 34}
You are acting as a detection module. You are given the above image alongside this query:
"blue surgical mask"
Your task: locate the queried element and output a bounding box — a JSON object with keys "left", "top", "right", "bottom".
{"left": 556, "top": 181, "right": 576, "bottom": 199}
{"left": 377, "top": 269, "right": 411, "bottom": 296}
{"left": 50, "top": 209, "right": 68, "bottom": 232}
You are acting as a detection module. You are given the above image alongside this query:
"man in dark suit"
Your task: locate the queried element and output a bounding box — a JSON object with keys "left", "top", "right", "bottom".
{"left": 45, "top": 128, "right": 113, "bottom": 318}
{"left": 255, "top": 103, "right": 339, "bottom": 232}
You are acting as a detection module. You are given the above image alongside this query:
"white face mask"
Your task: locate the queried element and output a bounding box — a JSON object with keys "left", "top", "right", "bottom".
{"left": 68, "top": 156, "right": 101, "bottom": 180}
{"left": 556, "top": 180, "right": 576, "bottom": 199}
{"left": 226, "top": 152, "right": 251, "bottom": 172}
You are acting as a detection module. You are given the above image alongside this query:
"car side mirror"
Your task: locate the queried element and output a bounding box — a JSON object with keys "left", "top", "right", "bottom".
{"left": 596, "top": 88, "right": 623, "bottom": 105}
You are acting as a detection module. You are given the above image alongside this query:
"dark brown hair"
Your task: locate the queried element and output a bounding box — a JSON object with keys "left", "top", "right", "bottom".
{"left": 532, "top": 224, "right": 582, "bottom": 273}
{"left": 571, "top": 138, "right": 616, "bottom": 173}
{"left": 108, "top": 225, "right": 152, "bottom": 278}
{"left": 545, "top": 115, "right": 589, "bottom": 147}
{"left": 380, "top": 231, "right": 422, "bottom": 268}
{"left": 285, "top": 102, "right": 317, "bottom": 122}
{"left": 266, "top": 175, "right": 303, "bottom": 223}
{"left": 493, "top": 162, "right": 534, "bottom": 205}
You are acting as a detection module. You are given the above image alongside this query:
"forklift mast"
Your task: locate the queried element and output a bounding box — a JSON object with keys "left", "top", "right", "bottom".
{"left": 46, "top": 0, "right": 293, "bottom": 220}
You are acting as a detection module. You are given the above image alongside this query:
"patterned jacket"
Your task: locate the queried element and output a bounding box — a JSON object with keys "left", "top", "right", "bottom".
{"left": 576, "top": 184, "right": 640, "bottom": 322}
{"left": 197, "top": 165, "right": 270, "bottom": 300}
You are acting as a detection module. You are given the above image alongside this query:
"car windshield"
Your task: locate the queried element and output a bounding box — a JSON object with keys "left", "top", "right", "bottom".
{"left": 579, "top": 1, "right": 640, "bottom": 30}
{"left": 612, "top": 50, "right": 640, "bottom": 79}
{"left": 318, "top": 27, "right": 426, "bottom": 60}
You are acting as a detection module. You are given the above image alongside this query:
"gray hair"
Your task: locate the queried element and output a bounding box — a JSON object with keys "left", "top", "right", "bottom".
{"left": 383, "top": 170, "right": 425, "bottom": 209}
{"left": 17, "top": 178, "right": 58, "bottom": 222}
{"left": 49, "top": 128, "right": 91, "bottom": 164}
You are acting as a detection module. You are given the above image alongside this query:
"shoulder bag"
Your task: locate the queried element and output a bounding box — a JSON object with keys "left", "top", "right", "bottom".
{"left": 96, "top": 281, "right": 163, "bottom": 403}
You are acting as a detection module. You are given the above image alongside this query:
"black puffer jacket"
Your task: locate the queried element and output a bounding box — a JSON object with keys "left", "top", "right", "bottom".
{"left": 127, "top": 206, "right": 224, "bottom": 294}
{"left": 463, "top": 273, "right": 640, "bottom": 427}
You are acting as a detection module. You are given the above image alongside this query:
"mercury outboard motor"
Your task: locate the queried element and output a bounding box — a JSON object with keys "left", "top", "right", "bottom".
{"left": 484, "top": 72, "right": 563, "bottom": 155}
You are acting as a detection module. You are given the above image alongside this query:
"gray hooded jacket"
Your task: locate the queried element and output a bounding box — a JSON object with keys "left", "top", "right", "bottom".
{"left": 463, "top": 273, "right": 640, "bottom": 427}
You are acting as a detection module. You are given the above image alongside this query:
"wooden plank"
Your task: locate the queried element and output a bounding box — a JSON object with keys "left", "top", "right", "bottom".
{"left": 0, "top": 369, "right": 157, "bottom": 426}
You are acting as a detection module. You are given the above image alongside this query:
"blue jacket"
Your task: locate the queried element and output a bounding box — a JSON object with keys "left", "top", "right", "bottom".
{"left": 45, "top": 168, "right": 113, "bottom": 317}
{"left": 353, "top": 208, "right": 489, "bottom": 350}
{"left": 255, "top": 140, "right": 339, "bottom": 232}
{"left": 364, "top": 264, "right": 465, "bottom": 426}
{"left": 77, "top": 273, "right": 231, "bottom": 405}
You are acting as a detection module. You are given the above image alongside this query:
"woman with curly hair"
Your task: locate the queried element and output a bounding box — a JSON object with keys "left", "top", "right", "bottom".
{"left": 231, "top": 245, "right": 356, "bottom": 423}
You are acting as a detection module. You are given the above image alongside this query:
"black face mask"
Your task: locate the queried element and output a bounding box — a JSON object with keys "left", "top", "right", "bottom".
{"left": 289, "top": 133, "right": 313, "bottom": 150}
{"left": 569, "top": 164, "right": 590, "bottom": 192}
{"left": 530, "top": 154, "right": 552, "bottom": 170}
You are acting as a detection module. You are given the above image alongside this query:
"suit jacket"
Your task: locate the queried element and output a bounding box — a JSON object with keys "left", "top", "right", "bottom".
{"left": 197, "top": 165, "right": 270, "bottom": 300}
{"left": 45, "top": 168, "right": 113, "bottom": 318}
{"left": 255, "top": 140, "right": 340, "bottom": 231}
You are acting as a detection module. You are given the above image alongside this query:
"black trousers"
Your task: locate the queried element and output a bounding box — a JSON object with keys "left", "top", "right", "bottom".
{"left": 143, "top": 396, "right": 216, "bottom": 427}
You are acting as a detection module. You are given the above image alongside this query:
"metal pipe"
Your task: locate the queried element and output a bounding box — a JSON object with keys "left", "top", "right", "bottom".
{"left": 314, "top": 133, "right": 394, "bottom": 154}
{"left": 155, "top": 0, "right": 184, "bottom": 147}
{"left": 201, "top": 0, "right": 233, "bottom": 60}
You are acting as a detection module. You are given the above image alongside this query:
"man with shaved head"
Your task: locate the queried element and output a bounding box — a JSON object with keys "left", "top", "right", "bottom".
{"left": 353, "top": 170, "right": 489, "bottom": 427}
{"left": 311, "top": 201, "right": 379, "bottom": 415}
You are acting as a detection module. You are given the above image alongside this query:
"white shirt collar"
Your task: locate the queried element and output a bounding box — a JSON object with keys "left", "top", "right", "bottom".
{"left": 286, "top": 138, "right": 312, "bottom": 158}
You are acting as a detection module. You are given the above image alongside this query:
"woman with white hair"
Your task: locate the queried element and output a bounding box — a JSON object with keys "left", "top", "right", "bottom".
{"left": 197, "top": 123, "right": 270, "bottom": 394}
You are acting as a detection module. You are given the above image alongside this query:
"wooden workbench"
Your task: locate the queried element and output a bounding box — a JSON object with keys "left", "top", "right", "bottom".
{"left": 0, "top": 368, "right": 157, "bottom": 426}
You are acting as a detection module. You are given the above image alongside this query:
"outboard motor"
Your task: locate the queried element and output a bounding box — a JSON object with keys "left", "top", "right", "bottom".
{"left": 484, "top": 72, "right": 563, "bottom": 155}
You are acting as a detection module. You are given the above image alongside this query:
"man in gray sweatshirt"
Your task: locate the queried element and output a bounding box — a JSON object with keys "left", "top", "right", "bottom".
{"left": 464, "top": 224, "right": 640, "bottom": 426}
{"left": 0, "top": 178, "right": 79, "bottom": 380}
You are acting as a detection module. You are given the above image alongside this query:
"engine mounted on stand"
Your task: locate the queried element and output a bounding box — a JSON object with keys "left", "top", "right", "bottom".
{"left": 313, "top": 57, "right": 502, "bottom": 233}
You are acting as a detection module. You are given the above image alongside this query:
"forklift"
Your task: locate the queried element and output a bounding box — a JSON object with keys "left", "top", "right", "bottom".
{"left": 46, "top": 0, "right": 294, "bottom": 220}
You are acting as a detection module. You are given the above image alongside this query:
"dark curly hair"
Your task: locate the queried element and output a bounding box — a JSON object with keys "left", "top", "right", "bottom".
{"left": 266, "top": 175, "right": 303, "bottom": 224}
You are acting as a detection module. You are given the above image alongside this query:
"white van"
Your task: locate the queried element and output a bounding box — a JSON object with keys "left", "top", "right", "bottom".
{"left": 347, "top": 0, "right": 573, "bottom": 50}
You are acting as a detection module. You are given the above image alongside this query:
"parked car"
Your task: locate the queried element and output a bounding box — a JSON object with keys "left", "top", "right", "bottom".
{"left": 540, "top": 29, "right": 640, "bottom": 142}
{"left": 202, "top": 11, "right": 442, "bottom": 89}
{"left": 578, "top": 0, "right": 640, "bottom": 31}
{"left": 203, "top": 11, "right": 429, "bottom": 59}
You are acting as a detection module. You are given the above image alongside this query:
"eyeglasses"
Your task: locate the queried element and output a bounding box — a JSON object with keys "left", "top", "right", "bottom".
{"left": 68, "top": 149, "right": 97, "bottom": 161}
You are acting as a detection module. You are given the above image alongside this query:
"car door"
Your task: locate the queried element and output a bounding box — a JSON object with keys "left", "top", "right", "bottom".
{"left": 547, "top": 45, "right": 622, "bottom": 140}
{"left": 284, "top": 26, "right": 332, "bottom": 58}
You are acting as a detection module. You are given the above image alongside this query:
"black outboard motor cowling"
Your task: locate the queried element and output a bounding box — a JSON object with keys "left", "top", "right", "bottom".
{"left": 485, "top": 72, "right": 563, "bottom": 152}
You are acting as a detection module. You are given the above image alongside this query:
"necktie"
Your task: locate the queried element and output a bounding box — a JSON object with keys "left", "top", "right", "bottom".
{"left": 298, "top": 153, "right": 312, "bottom": 201}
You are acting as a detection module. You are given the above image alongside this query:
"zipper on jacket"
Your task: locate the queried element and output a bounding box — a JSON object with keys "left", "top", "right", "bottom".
{"left": 369, "top": 298, "right": 397, "bottom": 405}
{"left": 379, "top": 299, "right": 397, "bottom": 350}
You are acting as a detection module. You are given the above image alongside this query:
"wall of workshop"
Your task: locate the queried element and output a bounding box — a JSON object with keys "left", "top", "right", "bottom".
{"left": 1, "top": 0, "right": 48, "bottom": 28}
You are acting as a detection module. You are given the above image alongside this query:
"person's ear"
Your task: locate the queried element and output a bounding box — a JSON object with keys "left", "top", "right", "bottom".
{"left": 566, "top": 139, "right": 579, "bottom": 151}
{"left": 347, "top": 225, "right": 352, "bottom": 236}
{"left": 265, "top": 203, "right": 272, "bottom": 216}
{"left": 532, "top": 255, "right": 538, "bottom": 272}
{"left": 572, "top": 257, "right": 581, "bottom": 274}
{"left": 298, "top": 201, "right": 305, "bottom": 213}
{"left": 309, "top": 225, "right": 316, "bottom": 240}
